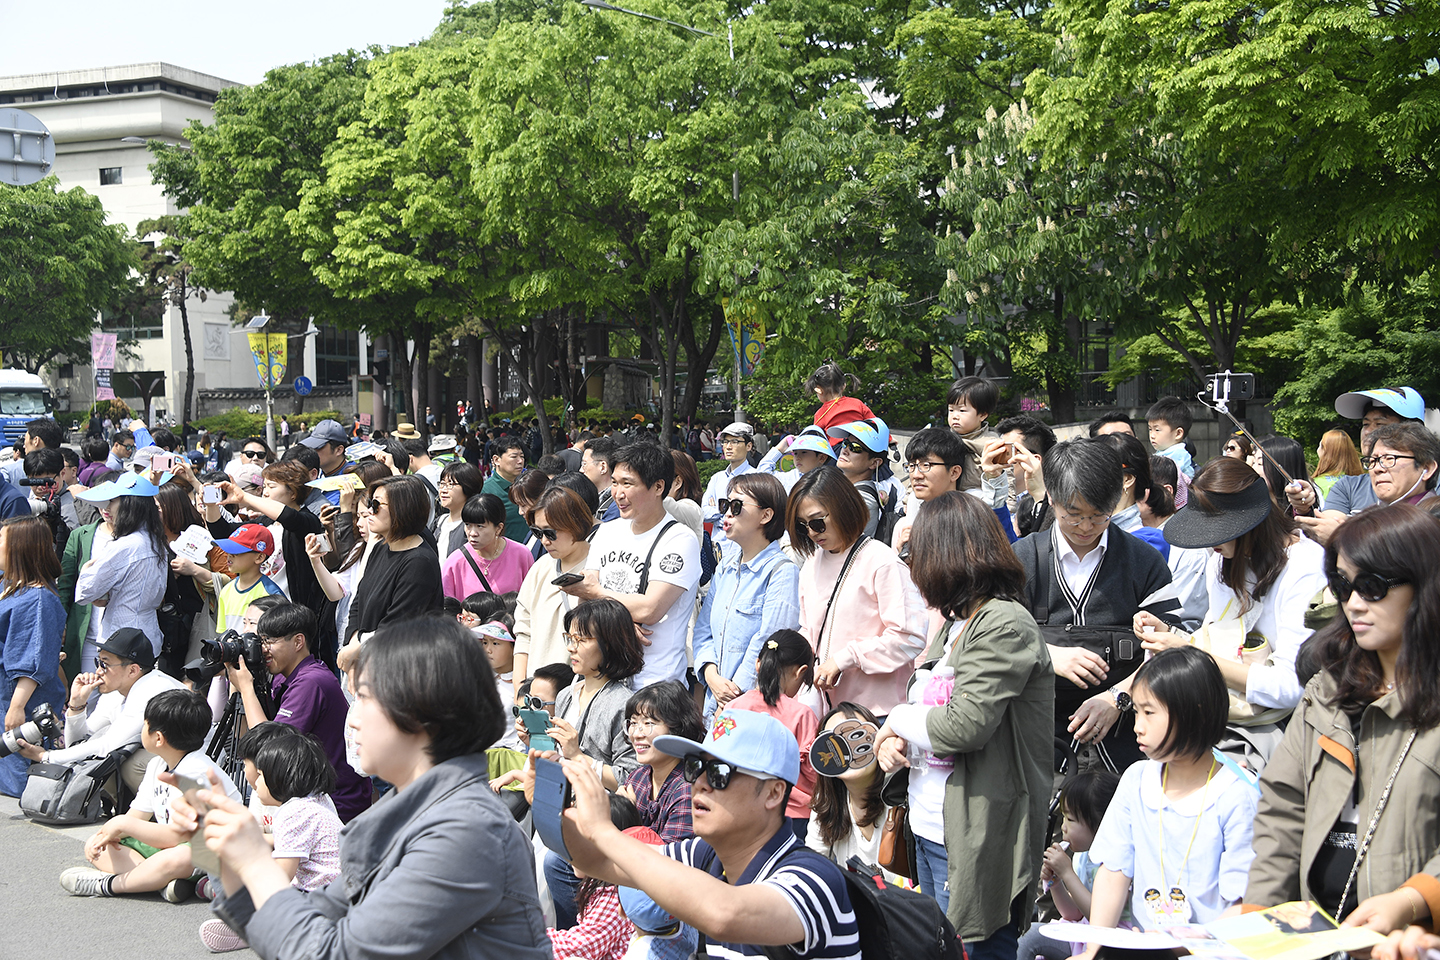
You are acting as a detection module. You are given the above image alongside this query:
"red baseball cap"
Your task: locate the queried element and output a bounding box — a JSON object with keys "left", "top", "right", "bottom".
{"left": 214, "top": 523, "right": 276, "bottom": 558}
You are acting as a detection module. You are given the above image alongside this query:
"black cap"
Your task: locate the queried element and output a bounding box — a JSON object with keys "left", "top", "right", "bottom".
{"left": 94, "top": 628, "right": 156, "bottom": 671}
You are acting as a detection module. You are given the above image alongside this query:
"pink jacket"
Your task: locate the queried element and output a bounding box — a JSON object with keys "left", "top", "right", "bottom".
{"left": 798, "top": 538, "right": 928, "bottom": 716}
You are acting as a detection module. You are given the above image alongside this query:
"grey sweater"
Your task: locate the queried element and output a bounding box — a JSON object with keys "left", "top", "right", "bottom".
{"left": 214, "top": 753, "right": 550, "bottom": 960}
{"left": 555, "top": 676, "right": 639, "bottom": 783}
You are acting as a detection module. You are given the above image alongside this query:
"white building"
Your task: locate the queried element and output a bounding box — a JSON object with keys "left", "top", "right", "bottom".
{"left": 0, "top": 63, "right": 364, "bottom": 424}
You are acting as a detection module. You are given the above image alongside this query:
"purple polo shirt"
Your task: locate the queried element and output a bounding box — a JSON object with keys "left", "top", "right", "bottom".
{"left": 270, "top": 656, "right": 371, "bottom": 822}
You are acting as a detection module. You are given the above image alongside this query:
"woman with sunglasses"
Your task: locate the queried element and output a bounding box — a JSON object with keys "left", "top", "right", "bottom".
{"left": 1222, "top": 432, "right": 1254, "bottom": 462}
{"left": 693, "top": 473, "right": 800, "bottom": 720}
{"left": 1134, "top": 456, "right": 1327, "bottom": 768}
{"left": 513, "top": 486, "right": 594, "bottom": 692}
{"left": 441, "top": 492, "right": 534, "bottom": 601}
{"left": 340, "top": 476, "right": 444, "bottom": 649}
{"left": 789, "top": 465, "right": 926, "bottom": 719}
{"left": 1248, "top": 505, "right": 1440, "bottom": 933}
{"left": 237, "top": 437, "right": 275, "bottom": 466}
{"left": 538, "top": 597, "right": 645, "bottom": 930}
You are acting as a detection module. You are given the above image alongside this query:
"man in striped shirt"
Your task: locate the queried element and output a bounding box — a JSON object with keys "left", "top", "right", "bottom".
{"left": 561, "top": 710, "right": 860, "bottom": 960}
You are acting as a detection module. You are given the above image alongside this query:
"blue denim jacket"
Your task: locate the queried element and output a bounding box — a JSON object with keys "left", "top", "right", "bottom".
{"left": 691, "top": 539, "right": 801, "bottom": 720}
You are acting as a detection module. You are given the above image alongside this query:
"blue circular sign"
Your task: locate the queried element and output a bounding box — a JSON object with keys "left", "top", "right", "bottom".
{"left": 293, "top": 376, "right": 313, "bottom": 396}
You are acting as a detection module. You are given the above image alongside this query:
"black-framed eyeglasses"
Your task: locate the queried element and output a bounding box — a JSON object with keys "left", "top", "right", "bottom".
{"left": 1361, "top": 454, "right": 1417, "bottom": 471}
{"left": 799, "top": 515, "right": 828, "bottom": 534}
{"left": 528, "top": 526, "right": 559, "bottom": 542}
{"left": 1329, "top": 570, "right": 1408, "bottom": 603}
{"left": 681, "top": 756, "right": 766, "bottom": 791}
{"left": 905, "top": 460, "right": 947, "bottom": 474}
{"left": 716, "top": 498, "right": 746, "bottom": 517}
{"left": 241, "top": 449, "right": 267, "bottom": 459}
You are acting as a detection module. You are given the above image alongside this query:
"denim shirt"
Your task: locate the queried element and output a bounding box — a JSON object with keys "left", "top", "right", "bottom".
{"left": 691, "top": 539, "right": 801, "bottom": 720}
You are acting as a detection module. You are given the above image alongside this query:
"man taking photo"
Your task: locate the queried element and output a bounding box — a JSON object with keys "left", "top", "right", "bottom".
{"left": 227, "top": 602, "right": 370, "bottom": 822}
{"left": 17, "top": 628, "right": 184, "bottom": 792}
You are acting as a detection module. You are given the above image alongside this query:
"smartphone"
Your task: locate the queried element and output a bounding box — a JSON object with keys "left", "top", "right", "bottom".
{"left": 170, "top": 773, "right": 223, "bottom": 876}
{"left": 993, "top": 443, "right": 1014, "bottom": 467}
{"left": 520, "top": 708, "right": 556, "bottom": 754}
{"left": 202, "top": 485, "right": 223, "bottom": 504}
{"left": 551, "top": 572, "right": 585, "bottom": 588}
{"left": 531, "top": 757, "right": 573, "bottom": 860}
{"left": 312, "top": 534, "right": 331, "bottom": 553}
{"left": 153, "top": 454, "right": 176, "bottom": 472}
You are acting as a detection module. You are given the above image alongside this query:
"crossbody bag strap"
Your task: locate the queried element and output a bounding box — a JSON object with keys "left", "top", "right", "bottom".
{"left": 1338, "top": 728, "right": 1419, "bottom": 914}
{"left": 817, "top": 535, "right": 871, "bottom": 666}
{"left": 461, "top": 547, "right": 494, "bottom": 594}
{"left": 1034, "top": 533, "right": 1053, "bottom": 625}
{"left": 637, "top": 519, "right": 680, "bottom": 595}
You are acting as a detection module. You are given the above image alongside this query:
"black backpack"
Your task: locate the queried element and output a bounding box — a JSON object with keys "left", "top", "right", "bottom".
{"left": 763, "top": 856, "right": 964, "bottom": 960}
{"left": 857, "top": 480, "right": 901, "bottom": 547}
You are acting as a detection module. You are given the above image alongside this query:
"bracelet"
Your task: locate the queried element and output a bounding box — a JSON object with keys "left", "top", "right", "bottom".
{"left": 1403, "top": 885, "right": 1426, "bottom": 923}
{"left": 592, "top": 758, "right": 605, "bottom": 781}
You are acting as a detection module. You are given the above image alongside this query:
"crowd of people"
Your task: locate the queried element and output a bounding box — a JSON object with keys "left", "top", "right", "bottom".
{"left": 1, "top": 370, "right": 1438, "bottom": 960}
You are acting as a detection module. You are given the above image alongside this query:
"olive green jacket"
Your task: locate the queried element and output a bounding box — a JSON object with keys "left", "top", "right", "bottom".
{"left": 1246, "top": 669, "right": 1440, "bottom": 919}
{"left": 923, "top": 598, "right": 1054, "bottom": 941}
{"left": 57, "top": 520, "right": 99, "bottom": 686}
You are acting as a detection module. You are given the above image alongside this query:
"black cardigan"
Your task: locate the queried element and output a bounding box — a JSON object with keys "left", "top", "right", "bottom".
{"left": 346, "top": 540, "right": 444, "bottom": 640}
{"left": 1013, "top": 523, "right": 1179, "bottom": 629}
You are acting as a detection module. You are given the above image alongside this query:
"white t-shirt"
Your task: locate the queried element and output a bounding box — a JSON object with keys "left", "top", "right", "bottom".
{"left": 50, "top": 669, "right": 185, "bottom": 765}
{"left": 586, "top": 515, "right": 700, "bottom": 687}
{"left": 249, "top": 789, "right": 281, "bottom": 834}
{"left": 131, "top": 750, "right": 243, "bottom": 826}
{"left": 272, "top": 793, "right": 343, "bottom": 892}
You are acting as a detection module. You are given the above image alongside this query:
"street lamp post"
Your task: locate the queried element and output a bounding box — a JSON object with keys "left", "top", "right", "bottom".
{"left": 577, "top": 0, "right": 746, "bottom": 421}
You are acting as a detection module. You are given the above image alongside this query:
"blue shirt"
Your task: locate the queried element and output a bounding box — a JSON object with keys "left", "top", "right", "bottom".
{"left": 0, "top": 476, "right": 28, "bottom": 520}
{"left": 663, "top": 825, "right": 860, "bottom": 960}
{"left": 691, "top": 540, "right": 800, "bottom": 720}
{"left": 0, "top": 584, "right": 67, "bottom": 796}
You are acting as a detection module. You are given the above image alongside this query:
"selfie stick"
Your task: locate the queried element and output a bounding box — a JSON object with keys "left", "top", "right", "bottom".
{"left": 1196, "top": 373, "right": 1298, "bottom": 487}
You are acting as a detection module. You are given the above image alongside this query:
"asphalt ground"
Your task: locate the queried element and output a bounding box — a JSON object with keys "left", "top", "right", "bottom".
{"left": 0, "top": 794, "right": 233, "bottom": 960}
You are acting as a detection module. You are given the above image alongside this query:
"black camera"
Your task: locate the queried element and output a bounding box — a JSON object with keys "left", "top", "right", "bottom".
{"left": 192, "top": 630, "right": 267, "bottom": 683}
{"left": 0, "top": 703, "right": 61, "bottom": 759}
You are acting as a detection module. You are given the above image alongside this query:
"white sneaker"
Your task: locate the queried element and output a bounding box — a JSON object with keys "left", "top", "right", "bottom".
{"left": 60, "top": 866, "right": 111, "bottom": 897}
{"left": 199, "top": 918, "right": 249, "bottom": 953}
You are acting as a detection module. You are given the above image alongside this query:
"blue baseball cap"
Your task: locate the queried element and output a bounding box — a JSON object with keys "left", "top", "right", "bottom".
{"left": 652, "top": 709, "right": 800, "bottom": 785}
{"left": 826, "top": 416, "right": 891, "bottom": 454}
{"left": 77, "top": 471, "right": 160, "bottom": 502}
{"left": 1335, "top": 387, "right": 1425, "bottom": 422}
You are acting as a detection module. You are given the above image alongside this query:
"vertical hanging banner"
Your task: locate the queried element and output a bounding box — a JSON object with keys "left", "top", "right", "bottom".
{"left": 721, "top": 298, "right": 767, "bottom": 375}
{"left": 91, "top": 331, "right": 117, "bottom": 400}
{"left": 246, "top": 333, "right": 288, "bottom": 389}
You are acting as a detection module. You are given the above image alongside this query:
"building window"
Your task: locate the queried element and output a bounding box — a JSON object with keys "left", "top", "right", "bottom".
{"left": 315, "top": 325, "right": 360, "bottom": 386}
{"left": 99, "top": 167, "right": 123, "bottom": 185}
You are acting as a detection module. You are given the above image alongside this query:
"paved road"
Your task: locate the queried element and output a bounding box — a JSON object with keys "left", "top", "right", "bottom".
{"left": 0, "top": 795, "right": 228, "bottom": 959}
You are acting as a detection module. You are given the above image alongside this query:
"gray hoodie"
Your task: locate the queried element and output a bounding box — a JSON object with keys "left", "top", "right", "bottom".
{"left": 214, "top": 753, "right": 550, "bottom": 960}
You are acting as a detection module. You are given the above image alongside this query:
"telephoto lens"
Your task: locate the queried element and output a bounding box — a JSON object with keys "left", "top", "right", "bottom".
{"left": 0, "top": 703, "right": 61, "bottom": 759}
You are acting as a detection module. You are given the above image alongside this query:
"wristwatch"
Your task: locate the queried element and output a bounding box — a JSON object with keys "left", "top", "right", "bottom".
{"left": 1111, "top": 688, "right": 1133, "bottom": 713}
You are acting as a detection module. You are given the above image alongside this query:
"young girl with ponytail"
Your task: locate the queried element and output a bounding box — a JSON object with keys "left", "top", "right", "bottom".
{"left": 725, "top": 629, "right": 820, "bottom": 839}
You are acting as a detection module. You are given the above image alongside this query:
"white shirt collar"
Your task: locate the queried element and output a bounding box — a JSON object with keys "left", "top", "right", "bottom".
{"left": 1052, "top": 523, "right": 1109, "bottom": 565}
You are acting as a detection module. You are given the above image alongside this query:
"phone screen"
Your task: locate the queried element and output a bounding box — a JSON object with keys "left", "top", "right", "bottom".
{"left": 531, "top": 758, "right": 572, "bottom": 860}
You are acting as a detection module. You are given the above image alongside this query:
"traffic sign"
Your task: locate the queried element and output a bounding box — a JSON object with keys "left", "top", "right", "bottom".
{"left": 1, "top": 108, "right": 56, "bottom": 186}
{"left": 293, "top": 376, "right": 313, "bottom": 396}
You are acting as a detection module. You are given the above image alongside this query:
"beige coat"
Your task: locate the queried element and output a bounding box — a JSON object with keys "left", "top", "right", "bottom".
{"left": 1247, "top": 669, "right": 1440, "bottom": 919}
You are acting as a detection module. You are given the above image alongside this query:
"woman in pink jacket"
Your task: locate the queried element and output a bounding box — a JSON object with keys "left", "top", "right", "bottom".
{"left": 787, "top": 465, "right": 928, "bottom": 718}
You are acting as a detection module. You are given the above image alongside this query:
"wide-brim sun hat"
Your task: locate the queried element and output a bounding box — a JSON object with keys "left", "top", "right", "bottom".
{"left": 1163, "top": 476, "right": 1274, "bottom": 549}
{"left": 789, "top": 432, "right": 837, "bottom": 459}
{"left": 1335, "top": 387, "right": 1425, "bottom": 421}
{"left": 825, "top": 416, "right": 890, "bottom": 454}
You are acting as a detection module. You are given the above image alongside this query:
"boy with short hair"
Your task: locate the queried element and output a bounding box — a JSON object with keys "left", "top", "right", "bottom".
{"left": 213, "top": 523, "right": 285, "bottom": 631}
{"left": 947, "top": 376, "right": 1000, "bottom": 490}
{"left": 59, "top": 689, "right": 243, "bottom": 901}
{"left": 1145, "top": 396, "right": 1195, "bottom": 479}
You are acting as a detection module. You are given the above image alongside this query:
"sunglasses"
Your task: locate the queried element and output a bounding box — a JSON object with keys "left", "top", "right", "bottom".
{"left": 1329, "top": 570, "right": 1408, "bottom": 603}
{"left": 510, "top": 694, "right": 557, "bottom": 716}
{"left": 799, "top": 515, "right": 828, "bottom": 535}
{"left": 241, "top": 449, "right": 267, "bottom": 459}
{"left": 839, "top": 439, "right": 872, "bottom": 455}
{"left": 368, "top": 498, "right": 387, "bottom": 512}
{"left": 528, "top": 526, "right": 559, "bottom": 542}
{"left": 680, "top": 756, "right": 767, "bottom": 791}
{"left": 715, "top": 498, "right": 747, "bottom": 517}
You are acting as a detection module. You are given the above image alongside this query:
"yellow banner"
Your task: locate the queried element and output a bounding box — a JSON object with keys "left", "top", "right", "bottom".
{"left": 247, "top": 332, "right": 288, "bottom": 389}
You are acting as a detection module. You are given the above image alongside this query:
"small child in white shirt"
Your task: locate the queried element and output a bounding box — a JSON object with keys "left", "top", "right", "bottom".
{"left": 1147, "top": 397, "right": 1196, "bottom": 479}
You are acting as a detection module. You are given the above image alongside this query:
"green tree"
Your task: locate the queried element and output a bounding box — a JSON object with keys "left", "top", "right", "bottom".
{"left": 134, "top": 217, "right": 208, "bottom": 438}
{"left": 0, "top": 179, "right": 135, "bottom": 373}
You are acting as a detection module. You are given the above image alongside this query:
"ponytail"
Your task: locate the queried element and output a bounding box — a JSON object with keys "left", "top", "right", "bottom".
{"left": 755, "top": 629, "right": 813, "bottom": 708}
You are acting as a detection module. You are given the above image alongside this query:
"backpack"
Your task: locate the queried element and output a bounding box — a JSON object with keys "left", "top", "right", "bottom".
{"left": 21, "top": 749, "right": 130, "bottom": 826}
{"left": 857, "top": 480, "right": 901, "bottom": 547}
{"left": 762, "top": 856, "right": 964, "bottom": 960}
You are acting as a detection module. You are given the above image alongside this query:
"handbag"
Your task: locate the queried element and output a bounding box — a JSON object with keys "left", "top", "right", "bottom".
{"left": 878, "top": 768, "right": 917, "bottom": 882}
{"left": 1187, "top": 618, "right": 1290, "bottom": 725}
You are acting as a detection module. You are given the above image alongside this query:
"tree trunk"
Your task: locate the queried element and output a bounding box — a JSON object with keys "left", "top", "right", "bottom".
{"left": 465, "top": 334, "right": 483, "bottom": 420}
{"left": 178, "top": 276, "right": 195, "bottom": 444}
{"left": 678, "top": 303, "right": 725, "bottom": 424}
{"left": 392, "top": 330, "right": 412, "bottom": 425}
{"left": 1046, "top": 288, "right": 1078, "bottom": 425}
{"left": 411, "top": 321, "right": 430, "bottom": 432}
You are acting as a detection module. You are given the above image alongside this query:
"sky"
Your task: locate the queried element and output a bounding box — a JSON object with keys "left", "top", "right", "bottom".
{"left": 2, "top": 0, "right": 453, "bottom": 86}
